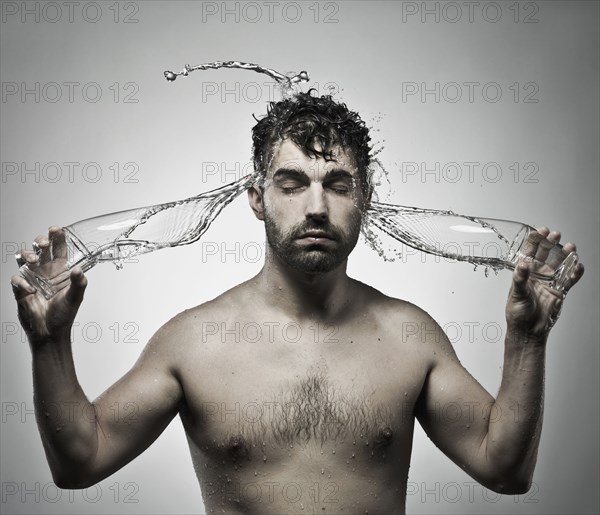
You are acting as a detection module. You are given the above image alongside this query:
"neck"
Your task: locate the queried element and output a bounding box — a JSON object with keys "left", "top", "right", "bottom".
{"left": 255, "top": 245, "right": 355, "bottom": 322}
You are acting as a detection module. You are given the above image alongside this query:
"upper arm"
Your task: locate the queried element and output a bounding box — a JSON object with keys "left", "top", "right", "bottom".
{"left": 83, "top": 317, "right": 185, "bottom": 484}
{"left": 412, "top": 309, "right": 499, "bottom": 487}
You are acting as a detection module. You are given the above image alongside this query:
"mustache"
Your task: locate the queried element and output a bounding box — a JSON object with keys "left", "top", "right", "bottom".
{"left": 289, "top": 221, "right": 344, "bottom": 241}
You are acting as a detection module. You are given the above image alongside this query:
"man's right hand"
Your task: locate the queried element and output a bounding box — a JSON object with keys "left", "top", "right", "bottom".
{"left": 11, "top": 226, "right": 87, "bottom": 347}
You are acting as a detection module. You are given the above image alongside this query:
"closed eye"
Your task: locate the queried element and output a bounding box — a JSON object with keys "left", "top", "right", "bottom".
{"left": 282, "top": 186, "right": 303, "bottom": 194}
{"left": 323, "top": 169, "right": 355, "bottom": 195}
{"left": 325, "top": 179, "right": 353, "bottom": 194}
{"left": 329, "top": 185, "right": 350, "bottom": 194}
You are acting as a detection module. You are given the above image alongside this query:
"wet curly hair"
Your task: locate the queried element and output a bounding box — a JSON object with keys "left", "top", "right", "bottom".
{"left": 251, "top": 90, "right": 373, "bottom": 198}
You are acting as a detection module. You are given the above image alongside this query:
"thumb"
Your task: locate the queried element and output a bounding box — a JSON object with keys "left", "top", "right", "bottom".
{"left": 66, "top": 267, "right": 87, "bottom": 306}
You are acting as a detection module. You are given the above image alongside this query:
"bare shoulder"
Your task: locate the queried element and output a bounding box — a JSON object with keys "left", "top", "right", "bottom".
{"left": 353, "top": 279, "right": 440, "bottom": 325}
{"left": 354, "top": 280, "right": 457, "bottom": 360}
{"left": 146, "top": 279, "right": 255, "bottom": 355}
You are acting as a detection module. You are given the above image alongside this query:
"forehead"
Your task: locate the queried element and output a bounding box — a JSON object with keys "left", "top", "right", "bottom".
{"left": 267, "top": 139, "right": 358, "bottom": 177}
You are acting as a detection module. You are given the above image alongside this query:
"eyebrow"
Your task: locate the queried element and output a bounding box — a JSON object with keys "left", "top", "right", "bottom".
{"left": 323, "top": 168, "right": 355, "bottom": 181}
{"left": 272, "top": 168, "right": 308, "bottom": 181}
{"left": 272, "top": 167, "right": 356, "bottom": 181}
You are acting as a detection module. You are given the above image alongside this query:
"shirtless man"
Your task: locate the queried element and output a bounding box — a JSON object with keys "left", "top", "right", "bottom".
{"left": 11, "top": 92, "right": 584, "bottom": 514}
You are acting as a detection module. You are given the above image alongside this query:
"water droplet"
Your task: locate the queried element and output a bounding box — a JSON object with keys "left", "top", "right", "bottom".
{"left": 321, "top": 468, "right": 324, "bottom": 475}
{"left": 164, "top": 71, "right": 177, "bottom": 82}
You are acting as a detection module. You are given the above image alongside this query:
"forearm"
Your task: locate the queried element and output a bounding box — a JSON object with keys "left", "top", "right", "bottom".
{"left": 485, "top": 329, "right": 547, "bottom": 485}
{"left": 31, "top": 336, "right": 99, "bottom": 483}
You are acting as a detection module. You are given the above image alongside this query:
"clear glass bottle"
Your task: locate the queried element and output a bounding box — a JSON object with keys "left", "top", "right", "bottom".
{"left": 365, "top": 202, "right": 578, "bottom": 291}
{"left": 18, "top": 174, "right": 254, "bottom": 299}
{"left": 19, "top": 186, "right": 578, "bottom": 298}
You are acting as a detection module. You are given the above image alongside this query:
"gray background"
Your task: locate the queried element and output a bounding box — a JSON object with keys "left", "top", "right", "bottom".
{"left": 1, "top": 1, "right": 598, "bottom": 514}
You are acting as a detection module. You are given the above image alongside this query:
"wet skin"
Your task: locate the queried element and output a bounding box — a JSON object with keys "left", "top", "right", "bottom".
{"left": 173, "top": 280, "right": 428, "bottom": 514}
{"left": 11, "top": 139, "right": 584, "bottom": 514}
{"left": 177, "top": 140, "right": 428, "bottom": 513}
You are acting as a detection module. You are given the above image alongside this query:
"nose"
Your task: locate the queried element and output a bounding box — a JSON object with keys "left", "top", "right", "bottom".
{"left": 305, "top": 182, "right": 328, "bottom": 223}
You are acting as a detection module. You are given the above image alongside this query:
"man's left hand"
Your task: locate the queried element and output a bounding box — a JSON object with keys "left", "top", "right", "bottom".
{"left": 505, "top": 227, "right": 584, "bottom": 342}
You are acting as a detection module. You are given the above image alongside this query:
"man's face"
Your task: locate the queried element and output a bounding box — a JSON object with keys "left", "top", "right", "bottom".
{"left": 259, "top": 138, "right": 365, "bottom": 274}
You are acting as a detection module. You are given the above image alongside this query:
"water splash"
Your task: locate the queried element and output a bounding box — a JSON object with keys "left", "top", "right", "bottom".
{"left": 361, "top": 200, "right": 577, "bottom": 289}
{"left": 19, "top": 63, "right": 577, "bottom": 297}
{"left": 362, "top": 201, "right": 516, "bottom": 272}
{"left": 17, "top": 174, "right": 257, "bottom": 299}
{"left": 163, "top": 60, "right": 309, "bottom": 98}
{"left": 119, "top": 174, "right": 255, "bottom": 248}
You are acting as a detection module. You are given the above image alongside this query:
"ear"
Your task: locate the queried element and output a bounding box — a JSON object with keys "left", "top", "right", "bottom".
{"left": 247, "top": 184, "right": 265, "bottom": 221}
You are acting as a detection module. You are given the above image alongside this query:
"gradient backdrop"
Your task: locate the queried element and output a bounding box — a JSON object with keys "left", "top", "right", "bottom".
{"left": 1, "top": 1, "right": 598, "bottom": 514}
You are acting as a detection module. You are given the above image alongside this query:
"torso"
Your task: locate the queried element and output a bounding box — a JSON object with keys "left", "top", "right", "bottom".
{"left": 170, "top": 278, "right": 435, "bottom": 514}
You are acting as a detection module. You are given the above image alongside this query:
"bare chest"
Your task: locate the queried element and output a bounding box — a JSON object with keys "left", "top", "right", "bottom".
{"left": 176, "top": 320, "right": 428, "bottom": 460}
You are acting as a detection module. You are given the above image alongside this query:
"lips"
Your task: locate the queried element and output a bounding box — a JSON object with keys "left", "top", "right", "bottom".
{"left": 297, "top": 230, "right": 336, "bottom": 240}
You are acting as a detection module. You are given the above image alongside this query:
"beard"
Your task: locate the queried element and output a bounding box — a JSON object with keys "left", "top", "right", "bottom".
{"left": 264, "top": 210, "right": 362, "bottom": 274}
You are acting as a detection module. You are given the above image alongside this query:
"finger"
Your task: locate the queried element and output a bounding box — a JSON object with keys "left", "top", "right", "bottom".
{"left": 546, "top": 230, "right": 561, "bottom": 245}
{"left": 33, "top": 234, "right": 47, "bottom": 248}
{"left": 535, "top": 226, "right": 551, "bottom": 238}
{"left": 557, "top": 259, "right": 584, "bottom": 296}
{"left": 521, "top": 228, "right": 547, "bottom": 259}
{"left": 533, "top": 230, "right": 559, "bottom": 267}
{"left": 564, "top": 262, "right": 585, "bottom": 293}
{"left": 562, "top": 242, "right": 576, "bottom": 254}
{"left": 10, "top": 274, "right": 37, "bottom": 301}
{"left": 512, "top": 261, "right": 531, "bottom": 297}
{"left": 36, "top": 237, "right": 51, "bottom": 264}
{"left": 31, "top": 235, "right": 46, "bottom": 265}
{"left": 539, "top": 231, "right": 569, "bottom": 271}
{"left": 49, "top": 226, "right": 67, "bottom": 259}
{"left": 66, "top": 267, "right": 87, "bottom": 306}
{"left": 19, "top": 249, "right": 39, "bottom": 266}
